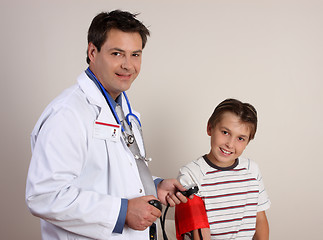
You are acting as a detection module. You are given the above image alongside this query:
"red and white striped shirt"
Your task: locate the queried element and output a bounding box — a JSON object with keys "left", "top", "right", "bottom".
{"left": 178, "top": 155, "right": 270, "bottom": 239}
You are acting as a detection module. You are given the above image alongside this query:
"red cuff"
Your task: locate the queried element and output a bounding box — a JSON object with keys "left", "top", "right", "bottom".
{"left": 175, "top": 195, "right": 209, "bottom": 240}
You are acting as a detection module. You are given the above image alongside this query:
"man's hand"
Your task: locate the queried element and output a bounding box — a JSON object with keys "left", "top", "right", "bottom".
{"left": 157, "top": 178, "right": 191, "bottom": 206}
{"left": 125, "top": 195, "right": 162, "bottom": 230}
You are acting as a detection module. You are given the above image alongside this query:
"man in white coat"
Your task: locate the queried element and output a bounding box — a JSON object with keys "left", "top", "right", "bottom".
{"left": 26, "top": 10, "right": 187, "bottom": 240}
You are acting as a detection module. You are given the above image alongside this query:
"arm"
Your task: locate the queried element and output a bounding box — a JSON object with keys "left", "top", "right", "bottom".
{"left": 252, "top": 160, "right": 271, "bottom": 240}
{"left": 192, "top": 228, "right": 211, "bottom": 240}
{"left": 26, "top": 107, "right": 120, "bottom": 239}
{"left": 253, "top": 211, "right": 269, "bottom": 240}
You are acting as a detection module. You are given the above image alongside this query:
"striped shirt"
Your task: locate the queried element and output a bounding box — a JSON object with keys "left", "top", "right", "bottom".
{"left": 178, "top": 155, "right": 270, "bottom": 239}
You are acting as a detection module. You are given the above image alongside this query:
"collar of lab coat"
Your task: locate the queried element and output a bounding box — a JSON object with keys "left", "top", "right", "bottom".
{"left": 77, "top": 71, "right": 131, "bottom": 126}
{"left": 77, "top": 71, "right": 107, "bottom": 107}
{"left": 77, "top": 71, "right": 120, "bottom": 125}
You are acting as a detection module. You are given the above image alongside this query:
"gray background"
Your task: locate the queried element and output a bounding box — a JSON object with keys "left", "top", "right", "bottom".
{"left": 1, "top": 0, "right": 322, "bottom": 239}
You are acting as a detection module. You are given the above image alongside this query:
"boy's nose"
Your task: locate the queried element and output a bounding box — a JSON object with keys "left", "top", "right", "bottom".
{"left": 225, "top": 138, "right": 234, "bottom": 148}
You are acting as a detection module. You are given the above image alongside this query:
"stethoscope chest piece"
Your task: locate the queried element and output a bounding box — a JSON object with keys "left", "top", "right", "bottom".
{"left": 127, "top": 135, "right": 135, "bottom": 145}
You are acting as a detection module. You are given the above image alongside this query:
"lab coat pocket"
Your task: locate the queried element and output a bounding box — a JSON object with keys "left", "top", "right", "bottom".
{"left": 93, "top": 120, "right": 121, "bottom": 142}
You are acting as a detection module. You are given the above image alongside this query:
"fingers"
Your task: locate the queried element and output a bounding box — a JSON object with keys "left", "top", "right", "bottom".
{"left": 166, "top": 191, "right": 188, "bottom": 207}
{"left": 172, "top": 179, "right": 187, "bottom": 192}
{"left": 151, "top": 208, "right": 162, "bottom": 218}
{"left": 146, "top": 196, "right": 162, "bottom": 218}
{"left": 176, "top": 191, "right": 188, "bottom": 203}
{"left": 125, "top": 196, "right": 161, "bottom": 230}
{"left": 157, "top": 178, "right": 194, "bottom": 206}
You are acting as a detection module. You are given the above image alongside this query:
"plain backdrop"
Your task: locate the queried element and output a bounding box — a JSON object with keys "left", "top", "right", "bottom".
{"left": 1, "top": 0, "right": 322, "bottom": 239}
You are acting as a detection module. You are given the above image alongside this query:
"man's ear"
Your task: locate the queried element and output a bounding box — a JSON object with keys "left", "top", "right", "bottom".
{"left": 87, "top": 42, "right": 97, "bottom": 63}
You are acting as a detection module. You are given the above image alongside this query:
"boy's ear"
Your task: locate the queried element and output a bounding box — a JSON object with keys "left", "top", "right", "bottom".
{"left": 207, "top": 123, "right": 212, "bottom": 136}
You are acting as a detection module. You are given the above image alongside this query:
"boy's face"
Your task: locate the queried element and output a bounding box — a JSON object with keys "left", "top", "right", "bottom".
{"left": 207, "top": 112, "right": 251, "bottom": 168}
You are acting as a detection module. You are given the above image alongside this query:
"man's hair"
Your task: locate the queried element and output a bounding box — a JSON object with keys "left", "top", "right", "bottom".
{"left": 208, "top": 98, "right": 258, "bottom": 141}
{"left": 86, "top": 10, "right": 150, "bottom": 64}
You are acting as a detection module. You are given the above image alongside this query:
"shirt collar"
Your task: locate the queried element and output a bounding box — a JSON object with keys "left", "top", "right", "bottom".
{"left": 85, "top": 68, "right": 122, "bottom": 109}
{"left": 202, "top": 154, "right": 239, "bottom": 171}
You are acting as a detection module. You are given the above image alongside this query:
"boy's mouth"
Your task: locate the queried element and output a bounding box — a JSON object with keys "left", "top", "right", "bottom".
{"left": 220, "top": 148, "right": 232, "bottom": 155}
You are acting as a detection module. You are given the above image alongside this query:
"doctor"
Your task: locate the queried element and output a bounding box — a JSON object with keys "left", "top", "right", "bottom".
{"left": 26, "top": 10, "right": 187, "bottom": 240}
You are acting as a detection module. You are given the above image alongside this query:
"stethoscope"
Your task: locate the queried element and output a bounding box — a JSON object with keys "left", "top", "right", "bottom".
{"left": 86, "top": 67, "right": 151, "bottom": 161}
{"left": 86, "top": 67, "right": 141, "bottom": 131}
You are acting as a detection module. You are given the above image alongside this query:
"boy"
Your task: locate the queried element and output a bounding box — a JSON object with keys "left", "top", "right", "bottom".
{"left": 176, "top": 98, "right": 270, "bottom": 240}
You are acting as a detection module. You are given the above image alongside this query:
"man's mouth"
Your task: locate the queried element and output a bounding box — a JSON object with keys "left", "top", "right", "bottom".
{"left": 116, "top": 73, "right": 131, "bottom": 77}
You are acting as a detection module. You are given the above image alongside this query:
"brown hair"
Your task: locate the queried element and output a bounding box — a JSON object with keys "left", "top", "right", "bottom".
{"left": 86, "top": 10, "right": 150, "bottom": 64}
{"left": 208, "top": 98, "right": 258, "bottom": 140}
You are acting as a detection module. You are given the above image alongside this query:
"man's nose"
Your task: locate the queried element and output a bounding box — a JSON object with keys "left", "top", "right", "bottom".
{"left": 121, "top": 56, "right": 133, "bottom": 70}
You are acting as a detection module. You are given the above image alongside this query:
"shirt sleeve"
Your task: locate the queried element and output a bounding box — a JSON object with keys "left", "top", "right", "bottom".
{"left": 253, "top": 161, "right": 271, "bottom": 212}
{"left": 154, "top": 178, "right": 163, "bottom": 189}
{"left": 112, "top": 198, "right": 128, "bottom": 233}
{"left": 177, "top": 164, "right": 200, "bottom": 190}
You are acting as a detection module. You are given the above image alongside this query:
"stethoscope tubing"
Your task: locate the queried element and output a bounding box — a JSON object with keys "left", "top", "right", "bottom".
{"left": 123, "top": 91, "right": 141, "bottom": 127}
{"left": 86, "top": 67, "right": 141, "bottom": 132}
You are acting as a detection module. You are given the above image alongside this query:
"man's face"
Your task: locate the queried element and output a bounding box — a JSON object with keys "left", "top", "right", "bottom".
{"left": 88, "top": 28, "right": 143, "bottom": 99}
{"left": 207, "top": 112, "right": 251, "bottom": 168}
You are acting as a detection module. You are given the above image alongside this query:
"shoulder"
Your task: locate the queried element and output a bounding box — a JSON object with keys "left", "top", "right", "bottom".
{"left": 238, "top": 157, "right": 264, "bottom": 181}
{"left": 178, "top": 156, "right": 207, "bottom": 188}
{"left": 32, "top": 83, "right": 95, "bottom": 136}
{"left": 48, "top": 84, "right": 91, "bottom": 118}
{"left": 238, "top": 157, "right": 259, "bottom": 170}
{"left": 180, "top": 156, "right": 205, "bottom": 174}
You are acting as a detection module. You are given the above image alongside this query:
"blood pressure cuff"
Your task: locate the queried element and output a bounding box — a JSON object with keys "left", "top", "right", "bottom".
{"left": 175, "top": 195, "right": 209, "bottom": 240}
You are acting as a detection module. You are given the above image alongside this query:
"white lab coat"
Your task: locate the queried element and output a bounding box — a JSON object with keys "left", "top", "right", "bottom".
{"left": 26, "top": 72, "right": 150, "bottom": 239}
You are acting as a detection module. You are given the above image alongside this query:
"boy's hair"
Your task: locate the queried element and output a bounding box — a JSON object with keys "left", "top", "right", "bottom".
{"left": 208, "top": 98, "right": 258, "bottom": 140}
{"left": 86, "top": 10, "right": 150, "bottom": 64}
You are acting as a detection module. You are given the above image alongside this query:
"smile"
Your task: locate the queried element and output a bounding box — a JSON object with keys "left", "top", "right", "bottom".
{"left": 220, "top": 148, "right": 232, "bottom": 155}
{"left": 116, "top": 73, "right": 132, "bottom": 77}
{"left": 115, "top": 73, "right": 133, "bottom": 81}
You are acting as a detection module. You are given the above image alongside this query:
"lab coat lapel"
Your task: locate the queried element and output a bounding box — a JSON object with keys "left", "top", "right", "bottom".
{"left": 77, "top": 72, "right": 116, "bottom": 124}
{"left": 78, "top": 72, "right": 105, "bottom": 108}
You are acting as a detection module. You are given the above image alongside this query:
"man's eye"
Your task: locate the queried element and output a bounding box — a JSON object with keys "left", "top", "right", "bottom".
{"left": 132, "top": 53, "right": 140, "bottom": 57}
{"left": 112, "top": 52, "right": 121, "bottom": 56}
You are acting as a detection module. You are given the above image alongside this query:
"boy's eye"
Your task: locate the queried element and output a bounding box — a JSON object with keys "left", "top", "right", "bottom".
{"left": 238, "top": 137, "right": 245, "bottom": 141}
{"left": 222, "top": 131, "right": 228, "bottom": 135}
